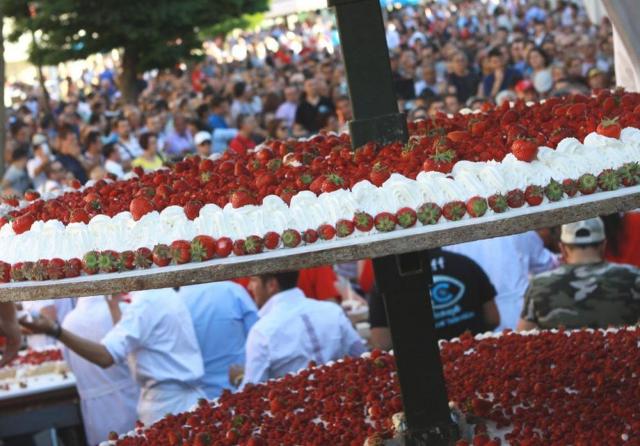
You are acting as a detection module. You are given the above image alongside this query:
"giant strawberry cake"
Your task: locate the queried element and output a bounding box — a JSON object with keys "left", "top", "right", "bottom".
{"left": 1, "top": 91, "right": 640, "bottom": 283}
{"left": 0, "top": 347, "right": 71, "bottom": 394}
{"left": 101, "top": 327, "right": 640, "bottom": 445}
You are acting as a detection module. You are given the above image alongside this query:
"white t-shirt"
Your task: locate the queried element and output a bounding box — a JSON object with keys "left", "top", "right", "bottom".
{"left": 27, "top": 157, "right": 47, "bottom": 189}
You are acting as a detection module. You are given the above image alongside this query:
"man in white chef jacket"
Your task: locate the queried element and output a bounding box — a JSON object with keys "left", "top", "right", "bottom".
{"left": 61, "top": 296, "right": 139, "bottom": 445}
{"left": 21, "top": 288, "right": 205, "bottom": 427}
{"left": 239, "top": 271, "right": 366, "bottom": 387}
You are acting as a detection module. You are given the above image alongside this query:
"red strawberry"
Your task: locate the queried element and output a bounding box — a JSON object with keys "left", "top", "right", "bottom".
{"left": 130, "top": 197, "right": 154, "bottom": 221}
{"left": 422, "top": 148, "right": 456, "bottom": 173}
{"left": 64, "top": 259, "right": 82, "bottom": 278}
{"left": 466, "top": 197, "right": 488, "bottom": 217}
{"left": 245, "top": 235, "right": 264, "bottom": 255}
{"left": 318, "top": 224, "right": 337, "bottom": 240}
{"left": 442, "top": 201, "right": 466, "bottom": 221}
{"left": 31, "top": 260, "right": 49, "bottom": 281}
{"left": 82, "top": 251, "right": 100, "bottom": 275}
{"left": 578, "top": 173, "right": 598, "bottom": 195}
{"left": 11, "top": 263, "right": 26, "bottom": 282}
{"left": 416, "top": 203, "right": 442, "bottom": 225}
{"left": 70, "top": 209, "right": 90, "bottom": 224}
{"left": 184, "top": 200, "right": 203, "bottom": 220}
{"left": 321, "top": 174, "right": 344, "bottom": 193}
{"left": 46, "top": 258, "right": 66, "bottom": 280}
{"left": 353, "top": 212, "right": 374, "bottom": 232}
{"left": 524, "top": 185, "right": 544, "bottom": 206}
{"left": 215, "top": 237, "right": 233, "bottom": 258}
{"left": 303, "top": 229, "right": 319, "bottom": 244}
{"left": 0, "top": 261, "right": 10, "bottom": 283}
{"left": 618, "top": 163, "right": 639, "bottom": 187}
{"left": 596, "top": 117, "right": 621, "bottom": 139}
{"left": 230, "top": 190, "right": 254, "bottom": 208}
{"left": 336, "top": 219, "right": 355, "bottom": 237}
{"left": 374, "top": 212, "right": 397, "bottom": 232}
{"left": 152, "top": 244, "right": 171, "bottom": 267}
{"left": 119, "top": 251, "right": 136, "bottom": 271}
{"left": 170, "top": 240, "right": 192, "bottom": 264}
{"left": 134, "top": 248, "right": 153, "bottom": 269}
{"left": 98, "top": 250, "right": 120, "bottom": 273}
{"left": 370, "top": 163, "right": 391, "bottom": 186}
{"left": 309, "top": 175, "right": 325, "bottom": 195}
{"left": 510, "top": 139, "right": 538, "bottom": 162}
{"left": 282, "top": 229, "right": 302, "bottom": 248}
{"left": 506, "top": 189, "right": 525, "bottom": 208}
{"left": 232, "top": 239, "right": 246, "bottom": 256}
{"left": 396, "top": 207, "right": 417, "bottom": 228}
{"left": 2, "top": 196, "right": 19, "bottom": 207}
{"left": 12, "top": 213, "right": 35, "bottom": 235}
{"left": 191, "top": 235, "right": 216, "bottom": 261}
{"left": 263, "top": 232, "right": 280, "bottom": 250}
{"left": 544, "top": 179, "right": 564, "bottom": 201}
{"left": 597, "top": 169, "right": 621, "bottom": 191}
{"left": 562, "top": 179, "right": 578, "bottom": 197}
{"left": 24, "top": 190, "right": 40, "bottom": 201}
{"left": 70, "top": 179, "right": 82, "bottom": 190}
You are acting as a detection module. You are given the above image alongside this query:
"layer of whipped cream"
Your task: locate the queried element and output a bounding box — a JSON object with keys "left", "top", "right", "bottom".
{"left": 1, "top": 129, "right": 639, "bottom": 264}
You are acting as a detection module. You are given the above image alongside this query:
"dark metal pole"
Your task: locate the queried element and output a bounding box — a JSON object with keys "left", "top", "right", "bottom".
{"left": 329, "top": 0, "right": 407, "bottom": 148}
{"left": 328, "top": 1, "right": 457, "bottom": 444}
{"left": 0, "top": 12, "right": 5, "bottom": 178}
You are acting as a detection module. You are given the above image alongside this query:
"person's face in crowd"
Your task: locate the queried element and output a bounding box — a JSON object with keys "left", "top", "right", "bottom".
{"left": 15, "top": 126, "right": 30, "bottom": 145}
{"left": 444, "top": 96, "right": 460, "bottom": 114}
{"left": 275, "top": 122, "right": 289, "bottom": 140}
{"left": 534, "top": 22, "right": 546, "bottom": 36}
{"left": 146, "top": 136, "right": 158, "bottom": 155}
{"left": 528, "top": 49, "right": 546, "bottom": 70}
{"left": 315, "top": 78, "right": 330, "bottom": 98}
{"left": 588, "top": 72, "right": 608, "bottom": 90}
{"left": 510, "top": 41, "right": 525, "bottom": 62}
{"left": 284, "top": 87, "right": 298, "bottom": 104}
{"left": 427, "top": 100, "right": 445, "bottom": 117}
{"left": 60, "top": 133, "right": 81, "bottom": 157}
{"left": 117, "top": 120, "right": 131, "bottom": 138}
{"left": 196, "top": 139, "right": 210, "bottom": 157}
{"left": 336, "top": 99, "right": 353, "bottom": 123}
{"left": 126, "top": 110, "right": 141, "bottom": 130}
{"left": 580, "top": 42, "right": 596, "bottom": 60}
{"left": 422, "top": 66, "right": 437, "bottom": 84}
{"left": 451, "top": 53, "right": 468, "bottom": 75}
{"left": 49, "top": 161, "right": 65, "bottom": 182}
{"left": 489, "top": 54, "right": 504, "bottom": 73}
{"left": 495, "top": 29, "right": 508, "bottom": 44}
{"left": 248, "top": 276, "right": 278, "bottom": 309}
{"left": 146, "top": 116, "right": 161, "bottom": 134}
{"left": 567, "top": 58, "right": 582, "bottom": 77}
{"left": 174, "top": 115, "right": 187, "bottom": 134}
{"left": 88, "top": 138, "right": 103, "bottom": 155}
{"left": 241, "top": 115, "right": 257, "bottom": 134}
{"left": 551, "top": 65, "right": 566, "bottom": 82}
{"left": 400, "top": 50, "right": 416, "bottom": 72}
{"left": 304, "top": 79, "right": 318, "bottom": 99}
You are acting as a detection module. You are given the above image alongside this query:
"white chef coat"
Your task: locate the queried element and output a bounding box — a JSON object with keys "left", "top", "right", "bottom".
{"left": 179, "top": 282, "right": 258, "bottom": 399}
{"left": 62, "top": 296, "right": 139, "bottom": 446}
{"left": 241, "top": 287, "right": 366, "bottom": 386}
{"left": 101, "top": 288, "right": 205, "bottom": 426}
{"left": 445, "top": 232, "right": 558, "bottom": 331}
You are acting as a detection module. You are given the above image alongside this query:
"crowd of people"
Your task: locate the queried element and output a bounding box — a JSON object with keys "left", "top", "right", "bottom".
{"left": 1, "top": 0, "right": 617, "bottom": 196}
{"left": 1, "top": 1, "right": 640, "bottom": 445}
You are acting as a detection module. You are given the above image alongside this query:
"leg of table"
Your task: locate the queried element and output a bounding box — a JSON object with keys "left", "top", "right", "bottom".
{"left": 373, "top": 251, "right": 458, "bottom": 445}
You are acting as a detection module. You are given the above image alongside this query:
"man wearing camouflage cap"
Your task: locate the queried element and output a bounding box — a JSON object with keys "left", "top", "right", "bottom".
{"left": 517, "top": 217, "right": 640, "bottom": 331}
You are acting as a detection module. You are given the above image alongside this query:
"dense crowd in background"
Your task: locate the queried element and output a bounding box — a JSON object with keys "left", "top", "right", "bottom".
{"left": 1, "top": 0, "right": 616, "bottom": 198}
{"left": 2, "top": 1, "right": 640, "bottom": 445}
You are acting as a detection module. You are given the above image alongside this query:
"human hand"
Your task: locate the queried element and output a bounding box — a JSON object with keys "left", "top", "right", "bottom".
{"left": 19, "top": 313, "right": 57, "bottom": 336}
{"left": 229, "top": 364, "right": 244, "bottom": 388}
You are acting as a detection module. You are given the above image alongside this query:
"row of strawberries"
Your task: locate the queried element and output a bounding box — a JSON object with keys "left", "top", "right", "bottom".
{"left": 109, "top": 329, "right": 640, "bottom": 446}
{"left": 2, "top": 90, "right": 640, "bottom": 235}
{"left": 2, "top": 163, "right": 638, "bottom": 284}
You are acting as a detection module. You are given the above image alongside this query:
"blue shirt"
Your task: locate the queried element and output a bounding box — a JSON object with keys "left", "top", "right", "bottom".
{"left": 179, "top": 282, "right": 258, "bottom": 398}
{"left": 208, "top": 114, "right": 228, "bottom": 130}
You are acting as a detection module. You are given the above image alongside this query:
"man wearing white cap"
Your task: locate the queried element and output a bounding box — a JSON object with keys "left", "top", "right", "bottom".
{"left": 194, "top": 131, "right": 213, "bottom": 158}
{"left": 517, "top": 217, "right": 640, "bottom": 331}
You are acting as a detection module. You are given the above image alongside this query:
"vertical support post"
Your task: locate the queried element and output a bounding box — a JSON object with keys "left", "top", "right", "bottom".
{"left": 0, "top": 13, "right": 5, "bottom": 178}
{"left": 328, "top": 0, "right": 457, "bottom": 444}
{"left": 329, "top": 0, "right": 407, "bottom": 148}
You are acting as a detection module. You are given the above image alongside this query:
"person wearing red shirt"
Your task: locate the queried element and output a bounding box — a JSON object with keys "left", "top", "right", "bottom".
{"left": 605, "top": 211, "right": 640, "bottom": 268}
{"left": 228, "top": 114, "right": 257, "bottom": 155}
{"left": 297, "top": 266, "right": 341, "bottom": 302}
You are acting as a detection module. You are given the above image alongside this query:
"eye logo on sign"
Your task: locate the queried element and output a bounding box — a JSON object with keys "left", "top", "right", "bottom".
{"left": 430, "top": 275, "right": 465, "bottom": 310}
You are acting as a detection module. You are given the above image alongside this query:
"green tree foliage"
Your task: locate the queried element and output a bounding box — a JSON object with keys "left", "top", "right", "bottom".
{"left": 1, "top": 0, "right": 268, "bottom": 101}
